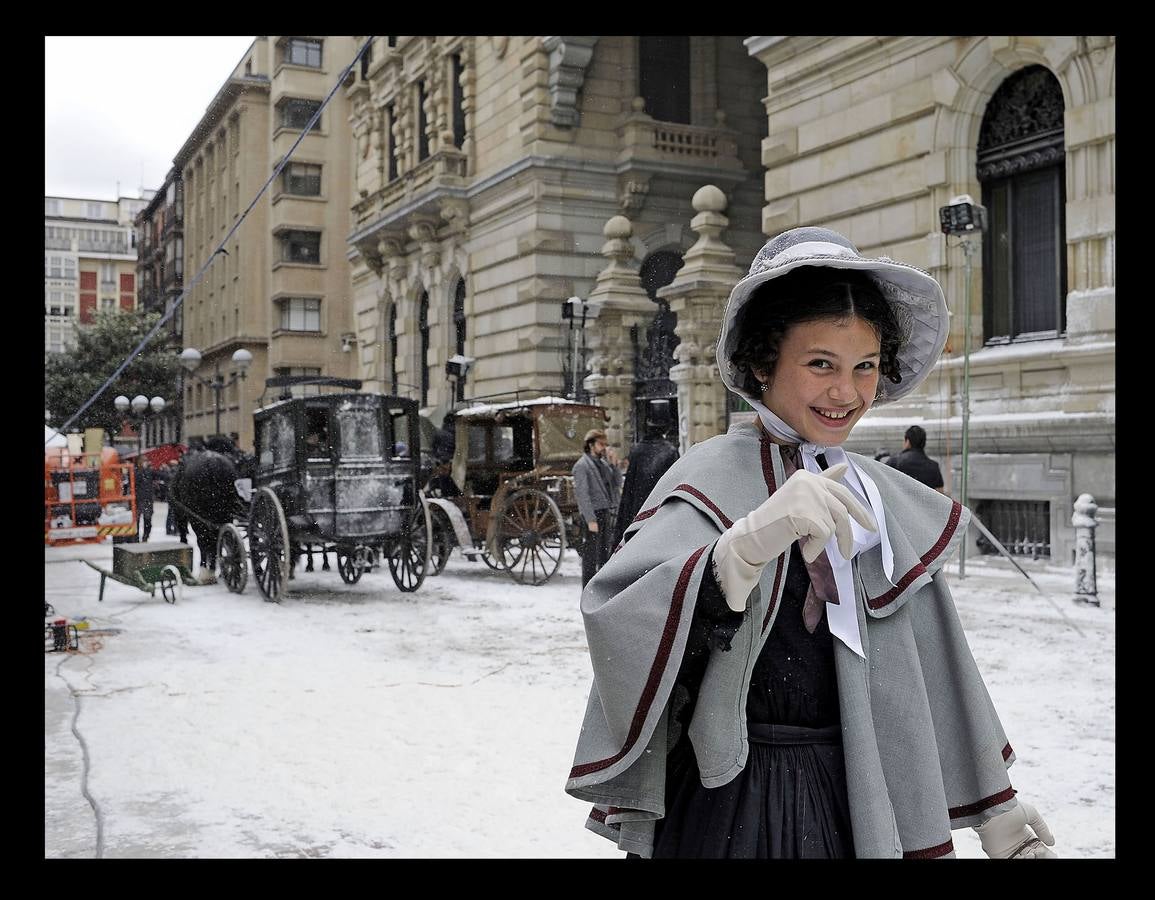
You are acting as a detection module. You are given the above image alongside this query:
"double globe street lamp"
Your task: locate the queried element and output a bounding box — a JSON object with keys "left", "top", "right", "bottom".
{"left": 179, "top": 347, "right": 253, "bottom": 438}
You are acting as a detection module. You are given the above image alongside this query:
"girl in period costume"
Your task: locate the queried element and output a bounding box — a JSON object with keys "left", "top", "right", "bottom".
{"left": 565, "top": 226, "right": 1059, "bottom": 859}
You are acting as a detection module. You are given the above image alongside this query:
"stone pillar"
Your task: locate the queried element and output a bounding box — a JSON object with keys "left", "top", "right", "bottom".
{"left": 583, "top": 215, "right": 653, "bottom": 453}
{"left": 1072, "top": 493, "right": 1100, "bottom": 606}
{"left": 660, "top": 185, "right": 745, "bottom": 454}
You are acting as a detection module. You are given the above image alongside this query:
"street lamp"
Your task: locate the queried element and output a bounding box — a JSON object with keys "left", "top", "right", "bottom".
{"left": 561, "top": 297, "right": 601, "bottom": 400}
{"left": 939, "top": 193, "right": 987, "bottom": 578}
{"left": 114, "top": 394, "right": 166, "bottom": 451}
{"left": 180, "top": 346, "right": 253, "bottom": 438}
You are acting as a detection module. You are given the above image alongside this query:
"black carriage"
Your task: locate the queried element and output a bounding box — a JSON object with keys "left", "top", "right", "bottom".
{"left": 216, "top": 377, "right": 432, "bottom": 602}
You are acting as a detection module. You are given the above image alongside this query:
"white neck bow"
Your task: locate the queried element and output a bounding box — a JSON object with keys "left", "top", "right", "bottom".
{"left": 748, "top": 398, "right": 895, "bottom": 659}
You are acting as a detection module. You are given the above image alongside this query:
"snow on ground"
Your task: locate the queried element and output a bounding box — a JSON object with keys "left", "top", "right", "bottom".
{"left": 45, "top": 503, "right": 1114, "bottom": 858}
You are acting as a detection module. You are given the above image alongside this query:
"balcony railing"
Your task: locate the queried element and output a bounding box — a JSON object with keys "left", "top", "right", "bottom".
{"left": 617, "top": 106, "right": 744, "bottom": 177}
{"left": 353, "top": 146, "right": 468, "bottom": 229}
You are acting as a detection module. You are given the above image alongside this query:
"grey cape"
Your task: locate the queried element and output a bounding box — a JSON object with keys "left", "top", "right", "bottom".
{"left": 566, "top": 422, "right": 1019, "bottom": 858}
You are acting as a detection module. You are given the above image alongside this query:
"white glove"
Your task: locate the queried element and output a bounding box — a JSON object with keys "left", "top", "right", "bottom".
{"left": 975, "top": 800, "right": 1058, "bottom": 858}
{"left": 712, "top": 462, "right": 876, "bottom": 612}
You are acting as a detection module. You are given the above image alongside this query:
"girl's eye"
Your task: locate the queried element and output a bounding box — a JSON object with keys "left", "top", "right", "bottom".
{"left": 808, "top": 359, "right": 833, "bottom": 369}
{"left": 856, "top": 361, "right": 877, "bottom": 370}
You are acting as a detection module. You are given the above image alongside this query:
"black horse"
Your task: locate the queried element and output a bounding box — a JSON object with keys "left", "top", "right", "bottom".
{"left": 169, "top": 438, "right": 253, "bottom": 581}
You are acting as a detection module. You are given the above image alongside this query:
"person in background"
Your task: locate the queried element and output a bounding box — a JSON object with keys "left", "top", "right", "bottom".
{"left": 873, "top": 446, "right": 891, "bottom": 465}
{"left": 612, "top": 399, "right": 680, "bottom": 548}
{"left": 164, "top": 461, "right": 179, "bottom": 534}
{"left": 135, "top": 456, "right": 155, "bottom": 543}
{"left": 572, "top": 428, "right": 624, "bottom": 588}
{"left": 887, "top": 424, "right": 945, "bottom": 493}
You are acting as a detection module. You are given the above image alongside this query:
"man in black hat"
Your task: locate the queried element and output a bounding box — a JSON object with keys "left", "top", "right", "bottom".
{"left": 886, "top": 425, "right": 945, "bottom": 493}
{"left": 612, "top": 400, "right": 680, "bottom": 548}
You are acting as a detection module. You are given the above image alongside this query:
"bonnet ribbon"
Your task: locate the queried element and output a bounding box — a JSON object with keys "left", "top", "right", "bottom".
{"left": 748, "top": 399, "right": 894, "bottom": 659}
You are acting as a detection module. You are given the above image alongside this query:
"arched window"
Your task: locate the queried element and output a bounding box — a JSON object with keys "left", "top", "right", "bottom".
{"left": 978, "top": 65, "right": 1067, "bottom": 344}
{"left": 418, "top": 290, "right": 430, "bottom": 406}
{"left": 453, "top": 278, "right": 467, "bottom": 402}
{"left": 388, "top": 303, "right": 398, "bottom": 396}
{"left": 639, "top": 36, "right": 690, "bottom": 124}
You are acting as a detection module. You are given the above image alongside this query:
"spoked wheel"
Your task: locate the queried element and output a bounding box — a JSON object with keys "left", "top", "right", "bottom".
{"left": 479, "top": 547, "right": 504, "bottom": 571}
{"left": 249, "top": 487, "right": 290, "bottom": 602}
{"left": 216, "top": 523, "right": 248, "bottom": 594}
{"left": 386, "top": 493, "right": 431, "bottom": 592}
{"left": 497, "top": 488, "right": 566, "bottom": 586}
{"left": 336, "top": 547, "right": 364, "bottom": 585}
{"left": 429, "top": 508, "right": 453, "bottom": 576}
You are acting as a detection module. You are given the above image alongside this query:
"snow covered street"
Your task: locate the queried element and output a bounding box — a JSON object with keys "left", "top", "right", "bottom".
{"left": 45, "top": 504, "right": 1114, "bottom": 858}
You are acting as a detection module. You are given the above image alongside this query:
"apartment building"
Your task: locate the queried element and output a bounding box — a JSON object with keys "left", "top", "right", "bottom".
{"left": 173, "top": 35, "right": 358, "bottom": 449}
{"left": 45, "top": 193, "right": 150, "bottom": 353}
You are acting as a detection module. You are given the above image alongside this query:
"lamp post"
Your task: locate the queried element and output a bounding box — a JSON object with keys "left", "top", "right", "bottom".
{"left": 561, "top": 297, "right": 601, "bottom": 400}
{"left": 179, "top": 347, "right": 253, "bottom": 439}
{"left": 114, "top": 393, "right": 166, "bottom": 450}
{"left": 938, "top": 195, "right": 987, "bottom": 579}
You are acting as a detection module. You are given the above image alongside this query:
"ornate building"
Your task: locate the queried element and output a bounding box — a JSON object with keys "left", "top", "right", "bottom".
{"left": 743, "top": 36, "right": 1115, "bottom": 563}
{"left": 345, "top": 36, "right": 769, "bottom": 440}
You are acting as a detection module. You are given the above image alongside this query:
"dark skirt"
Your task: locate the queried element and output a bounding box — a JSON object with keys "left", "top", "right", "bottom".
{"left": 650, "top": 723, "right": 855, "bottom": 859}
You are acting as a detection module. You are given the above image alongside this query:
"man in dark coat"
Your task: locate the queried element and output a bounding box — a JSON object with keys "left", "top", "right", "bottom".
{"left": 135, "top": 457, "right": 155, "bottom": 542}
{"left": 886, "top": 425, "right": 945, "bottom": 493}
{"left": 612, "top": 400, "right": 680, "bottom": 548}
{"left": 572, "top": 428, "right": 624, "bottom": 588}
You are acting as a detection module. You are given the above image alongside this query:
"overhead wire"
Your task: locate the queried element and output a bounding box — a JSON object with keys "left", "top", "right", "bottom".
{"left": 47, "top": 36, "right": 376, "bottom": 444}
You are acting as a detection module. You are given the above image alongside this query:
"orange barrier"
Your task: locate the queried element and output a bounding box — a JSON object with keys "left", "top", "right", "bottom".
{"left": 45, "top": 457, "right": 137, "bottom": 545}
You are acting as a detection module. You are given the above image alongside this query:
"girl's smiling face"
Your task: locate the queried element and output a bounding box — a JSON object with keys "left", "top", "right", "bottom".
{"left": 756, "top": 315, "right": 882, "bottom": 446}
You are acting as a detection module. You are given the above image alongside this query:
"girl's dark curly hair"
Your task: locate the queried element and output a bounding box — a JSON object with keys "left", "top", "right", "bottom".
{"left": 730, "top": 266, "right": 905, "bottom": 399}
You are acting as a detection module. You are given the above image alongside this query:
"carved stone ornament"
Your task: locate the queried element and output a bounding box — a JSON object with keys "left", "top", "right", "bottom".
{"left": 978, "top": 65, "right": 1066, "bottom": 176}
{"left": 541, "top": 36, "right": 598, "bottom": 128}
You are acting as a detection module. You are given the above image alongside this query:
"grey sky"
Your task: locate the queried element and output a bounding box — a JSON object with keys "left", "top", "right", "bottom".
{"left": 45, "top": 36, "right": 256, "bottom": 201}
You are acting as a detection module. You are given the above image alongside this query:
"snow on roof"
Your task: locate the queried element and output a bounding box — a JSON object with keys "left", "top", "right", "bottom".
{"left": 453, "top": 396, "right": 588, "bottom": 417}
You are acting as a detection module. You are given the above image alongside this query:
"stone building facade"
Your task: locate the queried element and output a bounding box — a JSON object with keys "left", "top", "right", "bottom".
{"left": 345, "top": 36, "right": 768, "bottom": 445}
{"left": 174, "top": 36, "right": 359, "bottom": 449}
{"left": 742, "top": 36, "right": 1115, "bottom": 563}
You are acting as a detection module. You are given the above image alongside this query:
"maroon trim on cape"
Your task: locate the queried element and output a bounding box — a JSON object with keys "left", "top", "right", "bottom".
{"left": 632, "top": 506, "right": 659, "bottom": 525}
{"left": 758, "top": 435, "right": 785, "bottom": 634}
{"left": 589, "top": 807, "right": 607, "bottom": 823}
{"left": 671, "top": 484, "right": 734, "bottom": 529}
{"left": 568, "top": 546, "right": 708, "bottom": 780}
{"left": 948, "top": 786, "right": 1017, "bottom": 819}
{"left": 866, "top": 500, "right": 963, "bottom": 610}
{"left": 1002, "top": 743, "right": 1013, "bottom": 761}
{"left": 903, "top": 838, "right": 955, "bottom": 859}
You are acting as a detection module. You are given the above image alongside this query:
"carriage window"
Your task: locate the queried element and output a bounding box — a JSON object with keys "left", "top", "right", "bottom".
{"left": 273, "top": 411, "right": 295, "bottom": 466}
{"left": 341, "top": 408, "right": 382, "bottom": 457}
{"left": 304, "top": 407, "right": 331, "bottom": 459}
{"left": 467, "top": 424, "right": 488, "bottom": 462}
{"left": 493, "top": 426, "right": 515, "bottom": 463}
{"left": 390, "top": 412, "right": 411, "bottom": 458}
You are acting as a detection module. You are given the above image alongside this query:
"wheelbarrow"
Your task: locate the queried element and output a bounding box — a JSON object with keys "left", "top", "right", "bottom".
{"left": 82, "top": 543, "right": 199, "bottom": 604}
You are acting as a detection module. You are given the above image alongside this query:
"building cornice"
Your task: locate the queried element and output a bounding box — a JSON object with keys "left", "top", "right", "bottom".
{"left": 174, "top": 75, "right": 270, "bottom": 170}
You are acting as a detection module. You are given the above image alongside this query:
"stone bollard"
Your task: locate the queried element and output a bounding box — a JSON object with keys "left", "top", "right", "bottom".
{"left": 1072, "top": 493, "right": 1099, "bottom": 606}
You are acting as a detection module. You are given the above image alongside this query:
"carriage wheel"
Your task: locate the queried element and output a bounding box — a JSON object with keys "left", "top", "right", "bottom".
{"left": 429, "top": 508, "right": 453, "bottom": 576}
{"left": 497, "top": 489, "right": 566, "bottom": 586}
{"left": 479, "top": 547, "right": 503, "bottom": 571}
{"left": 216, "top": 523, "right": 248, "bottom": 594}
{"left": 249, "top": 487, "right": 290, "bottom": 603}
{"left": 387, "top": 493, "right": 431, "bottom": 592}
{"left": 336, "top": 547, "right": 364, "bottom": 585}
